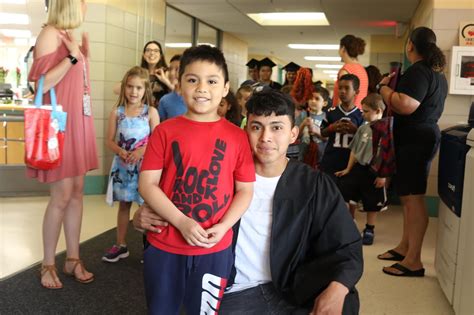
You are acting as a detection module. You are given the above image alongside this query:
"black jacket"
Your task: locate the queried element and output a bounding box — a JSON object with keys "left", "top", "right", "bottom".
{"left": 229, "top": 160, "right": 363, "bottom": 312}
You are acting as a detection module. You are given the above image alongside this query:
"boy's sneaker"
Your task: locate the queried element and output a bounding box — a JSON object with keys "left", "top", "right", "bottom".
{"left": 102, "top": 245, "right": 129, "bottom": 262}
{"left": 362, "top": 229, "right": 374, "bottom": 245}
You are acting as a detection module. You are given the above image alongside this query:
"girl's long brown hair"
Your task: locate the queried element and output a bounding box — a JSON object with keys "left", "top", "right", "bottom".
{"left": 115, "top": 66, "right": 153, "bottom": 108}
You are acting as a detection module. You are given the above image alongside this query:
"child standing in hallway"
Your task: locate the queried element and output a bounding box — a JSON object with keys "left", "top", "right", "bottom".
{"left": 103, "top": 66, "right": 159, "bottom": 262}
{"left": 139, "top": 45, "right": 255, "bottom": 314}
{"left": 335, "top": 94, "right": 389, "bottom": 245}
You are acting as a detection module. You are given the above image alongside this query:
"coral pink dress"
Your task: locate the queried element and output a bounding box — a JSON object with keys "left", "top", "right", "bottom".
{"left": 27, "top": 42, "right": 98, "bottom": 183}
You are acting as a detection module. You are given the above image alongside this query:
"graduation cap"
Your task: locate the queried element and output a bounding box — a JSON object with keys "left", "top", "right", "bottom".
{"left": 282, "top": 62, "right": 300, "bottom": 72}
{"left": 258, "top": 57, "right": 276, "bottom": 68}
{"left": 246, "top": 58, "right": 259, "bottom": 69}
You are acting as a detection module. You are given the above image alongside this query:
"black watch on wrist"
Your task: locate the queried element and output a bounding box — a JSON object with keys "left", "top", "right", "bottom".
{"left": 66, "top": 54, "right": 78, "bottom": 65}
{"left": 376, "top": 83, "right": 388, "bottom": 94}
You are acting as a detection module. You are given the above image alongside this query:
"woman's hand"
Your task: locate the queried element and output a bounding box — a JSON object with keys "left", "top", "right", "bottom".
{"left": 60, "top": 31, "right": 80, "bottom": 58}
{"left": 335, "top": 168, "right": 350, "bottom": 177}
{"left": 374, "top": 177, "right": 387, "bottom": 188}
{"left": 118, "top": 149, "right": 129, "bottom": 161}
{"left": 126, "top": 147, "right": 145, "bottom": 164}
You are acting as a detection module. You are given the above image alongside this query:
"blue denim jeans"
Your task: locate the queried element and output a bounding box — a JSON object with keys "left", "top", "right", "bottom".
{"left": 219, "top": 283, "right": 309, "bottom": 315}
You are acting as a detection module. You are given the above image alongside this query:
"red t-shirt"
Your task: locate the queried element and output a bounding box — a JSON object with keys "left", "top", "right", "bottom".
{"left": 141, "top": 116, "right": 256, "bottom": 255}
{"left": 332, "top": 63, "right": 369, "bottom": 109}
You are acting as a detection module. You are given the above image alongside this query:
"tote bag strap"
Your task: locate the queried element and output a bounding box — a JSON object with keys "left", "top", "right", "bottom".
{"left": 34, "top": 75, "right": 58, "bottom": 111}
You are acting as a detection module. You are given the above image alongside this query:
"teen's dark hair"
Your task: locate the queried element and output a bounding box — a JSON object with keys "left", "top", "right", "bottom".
{"left": 339, "top": 73, "right": 360, "bottom": 91}
{"left": 409, "top": 27, "right": 446, "bottom": 72}
{"left": 141, "top": 41, "right": 167, "bottom": 69}
{"left": 365, "top": 65, "right": 382, "bottom": 93}
{"left": 224, "top": 90, "right": 241, "bottom": 126}
{"left": 313, "top": 85, "right": 330, "bottom": 102}
{"left": 246, "top": 89, "right": 295, "bottom": 127}
{"left": 170, "top": 54, "right": 181, "bottom": 63}
{"left": 340, "top": 34, "right": 366, "bottom": 58}
{"left": 179, "top": 45, "right": 229, "bottom": 82}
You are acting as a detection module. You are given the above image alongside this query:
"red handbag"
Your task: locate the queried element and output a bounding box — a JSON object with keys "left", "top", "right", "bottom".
{"left": 24, "top": 76, "right": 67, "bottom": 170}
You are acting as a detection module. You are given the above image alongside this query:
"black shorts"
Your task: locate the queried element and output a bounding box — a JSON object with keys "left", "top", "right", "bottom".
{"left": 393, "top": 124, "right": 440, "bottom": 196}
{"left": 339, "top": 164, "right": 387, "bottom": 212}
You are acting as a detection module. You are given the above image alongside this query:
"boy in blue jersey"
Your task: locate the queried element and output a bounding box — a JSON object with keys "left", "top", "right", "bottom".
{"left": 320, "top": 74, "right": 364, "bottom": 185}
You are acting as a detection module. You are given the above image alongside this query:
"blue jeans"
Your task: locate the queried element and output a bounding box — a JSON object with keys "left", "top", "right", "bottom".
{"left": 219, "top": 283, "right": 309, "bottom": 315}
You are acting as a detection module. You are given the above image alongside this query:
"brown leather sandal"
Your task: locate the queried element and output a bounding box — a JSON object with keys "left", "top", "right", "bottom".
{"left": 63, "top": 257, "right": 94, "bottom": 284}
{"left": 40, "top": 264, "right": 63, "bottom": 289}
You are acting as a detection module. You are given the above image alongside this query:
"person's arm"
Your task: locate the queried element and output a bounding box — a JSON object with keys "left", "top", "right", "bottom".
{"left": 311, "top": 281, "right": 349, "bottom": 315}
{"left": 321, "top": 120, "right": 343, "bottom": 138}
{"left": 105, "top": 109, "right": 128, "bottom": 161}
{"left": 335, "top": 151, "right": 357, "bottom": 177}
{"left": 138, "top": 170, "right": 211, "bottom": 247}
{"left": 378, "top": 72, "right": 421, "bottom": 115}
{"left": 155, "top": 68, "right": 174, "bottom": 91}
{"left": 132, "top": 203, "right": 168, "bottom": 233}
{"left": 206, "top": 181, "right": 253, "bottom": 245}
{"left": 127, "top": 107, "right": 160, "bottom": 164}
{"left": 34, "top": 27, "right": 80, "bottom": 93}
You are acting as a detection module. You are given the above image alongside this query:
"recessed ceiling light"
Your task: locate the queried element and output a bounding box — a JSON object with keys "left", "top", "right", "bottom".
{"left": 165, "top": 43, "right": 192, "bottom": 48}
{"left": 305, "top": 56, "right": 340, "bottom": 61}
{"left": 288, "top": 44, "right": 339, "bottom": 50}
{"left": 247, "top": 12, "right": 329, "bottom": 26}
{"left": 323, "top": 70, "right": 339, "bottom": 74}
{"left": 0, "top": 13, "right": 29, "bottom": 25}
{"left": 315, "top": 64, "right": 343, "bottom": 69}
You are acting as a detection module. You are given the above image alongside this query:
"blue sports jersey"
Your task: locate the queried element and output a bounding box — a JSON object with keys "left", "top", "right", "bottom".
{"left": 320, "top": 105, "right": 364, "bottom": 172}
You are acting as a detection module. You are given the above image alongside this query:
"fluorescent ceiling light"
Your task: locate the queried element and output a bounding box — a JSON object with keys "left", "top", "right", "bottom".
{"left": 247, "top": 12, "right": 329, "bottom": 26}
{"left": 0, "top": 29, "right": 31, "bottom": 38}
{"left": 323, "top": 70, "right": 339, "bottom": 74}
{"left": 0, "top": 13, "right": 29, "bottom": 25}
{"left": 315, "top": 64, "right": 343, "bottom": 69}
{"left": 305, "top": 56, "right": 340, "bottom": 61}
{"left": 288, "top": 44, "right": 339, "bottom": 50}
{"left": 165, "top": 43, "right": 192, "bottom": 48}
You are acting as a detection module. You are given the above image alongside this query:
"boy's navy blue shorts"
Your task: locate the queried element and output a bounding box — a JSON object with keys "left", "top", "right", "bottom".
{"left": 339, "top": 163, "right": 388, "bottom": 212}
{"left": 143, "top": 244, "right": 233, "bottom": 315}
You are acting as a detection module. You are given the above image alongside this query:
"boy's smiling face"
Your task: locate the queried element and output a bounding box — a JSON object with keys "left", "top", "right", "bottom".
{"left": 179, "top": 60, "right": 229, "bottom": 122}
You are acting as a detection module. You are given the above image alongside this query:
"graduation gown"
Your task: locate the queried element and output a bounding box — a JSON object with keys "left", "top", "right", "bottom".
{"left": 230, "top": 159, "right": 363, "bottom": 314}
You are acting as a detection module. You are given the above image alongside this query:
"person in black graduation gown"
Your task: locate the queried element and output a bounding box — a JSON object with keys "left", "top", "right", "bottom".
{"left": 133, "top": 89, "right": 363, "bottom": 315}
{"left": 258, "top": 57, "right": 283, "bottom": 90}
{"left": 240, "top": 58, "right": 259, "bottom": 87}
{"left": 282, "top": 61, "right": 301, "bottom": 86}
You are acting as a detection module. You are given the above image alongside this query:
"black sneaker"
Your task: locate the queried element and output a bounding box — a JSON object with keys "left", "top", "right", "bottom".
{"left": 102, "top": 245, "right": 129, "bottom": 263}
{"left": 362, "top": 229, "right": 374, "bottom": 245}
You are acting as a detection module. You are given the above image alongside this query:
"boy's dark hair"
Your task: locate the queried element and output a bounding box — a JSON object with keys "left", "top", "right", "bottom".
{"left": 339, "top": 73, "right": 360, "bottom": 91}
{"left": 313, "top": 85, "right": 330, "bottom": 102}
{"left": 170, "top": 54, "right": 181, "bottom": 63}
{"left": 361, "top": 93, "right": 386, "bottom": 112}
{"left": 246, "top": 89, "right": 295, "bottom": 127}
{"left": 178, "top": 45, "right": 229, "bottom": 82}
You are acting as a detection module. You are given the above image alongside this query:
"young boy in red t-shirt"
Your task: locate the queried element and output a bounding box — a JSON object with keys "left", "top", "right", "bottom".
{"left": 139, "top": 45, "right": 255, "bottom": 314}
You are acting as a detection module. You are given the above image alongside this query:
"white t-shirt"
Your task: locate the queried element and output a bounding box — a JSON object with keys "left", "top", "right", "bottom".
{"left": 226, "top": 174, "right": 280, "bottom": 293}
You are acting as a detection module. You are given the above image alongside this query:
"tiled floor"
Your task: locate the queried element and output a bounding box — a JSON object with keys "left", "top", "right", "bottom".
{"left": 1, "top": 195, "right": 454, "bottom": 314}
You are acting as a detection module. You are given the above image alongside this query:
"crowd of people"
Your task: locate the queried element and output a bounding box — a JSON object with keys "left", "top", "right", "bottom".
{"left": 29, "top": 0, "right": 448, "bottom": 313}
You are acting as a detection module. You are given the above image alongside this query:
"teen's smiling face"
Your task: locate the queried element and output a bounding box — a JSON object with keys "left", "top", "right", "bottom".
{"left": 180, "top": 60, "right": 229, "bottom": 122}
{"left": 247, "top": 113, "right": 298, "bottom": 168}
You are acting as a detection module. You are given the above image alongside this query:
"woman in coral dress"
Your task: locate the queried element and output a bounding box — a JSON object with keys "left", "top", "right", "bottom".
{"left": 29, "top": 0, "right": 98, "bottom": 289}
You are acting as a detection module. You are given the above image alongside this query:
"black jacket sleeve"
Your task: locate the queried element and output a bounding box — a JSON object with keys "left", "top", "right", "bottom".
{"left": 287, "top": 169, "right": 363, "bottom": 306}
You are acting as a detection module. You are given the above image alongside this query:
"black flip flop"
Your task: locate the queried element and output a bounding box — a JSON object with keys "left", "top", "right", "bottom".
{"left": 377, "top": 249, "right": 405, "bottom": 261}
{"left": 382, "top": 263, "right": 425, "bottom": 277}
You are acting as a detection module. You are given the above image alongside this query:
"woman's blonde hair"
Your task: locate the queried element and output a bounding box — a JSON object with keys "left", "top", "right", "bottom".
{"left": 47, "top": 0, "right": 83, "bottom": 30}
{"left": 115, "top": 66, "right": 153, "bottom": 108}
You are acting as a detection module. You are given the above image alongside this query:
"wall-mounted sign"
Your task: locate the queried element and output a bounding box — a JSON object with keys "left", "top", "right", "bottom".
{"left": 460, "top": 22, "right": 474, "bottom": 46}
